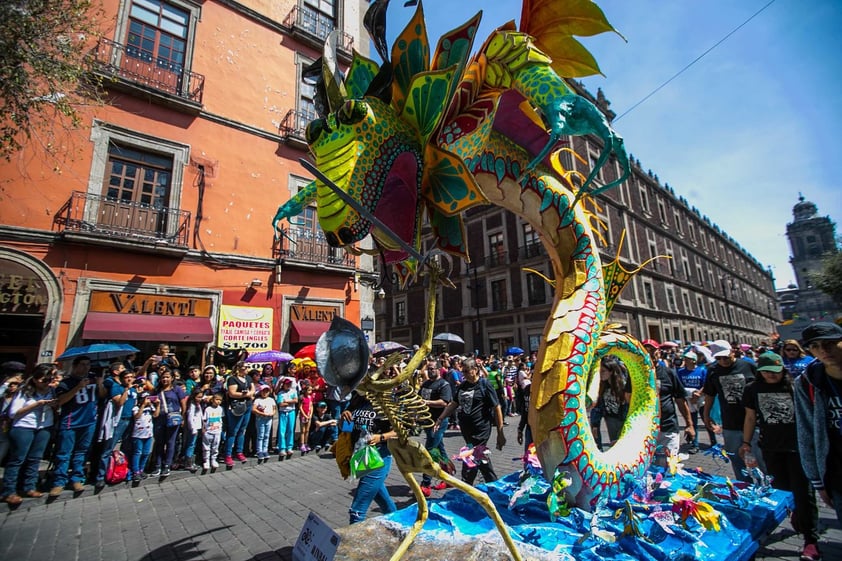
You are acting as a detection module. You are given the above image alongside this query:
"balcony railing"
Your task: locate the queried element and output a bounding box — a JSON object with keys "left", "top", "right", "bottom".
{"left": 283, "top": 5, "right": 354, "bottom": 52}
{"left": 279, "top": 108, "right": 315, "bottom": 141}
{"left": 519, "top": 242, "right": 545, "bottom": 259}
{"left": 57, "top": 191, "right": 191, "bottom": 247}
{"left": 277, "top": 227, "right": 355, "bottom": 267}
{"left": 93, "top": 38, "right": 205, "bottom": 104}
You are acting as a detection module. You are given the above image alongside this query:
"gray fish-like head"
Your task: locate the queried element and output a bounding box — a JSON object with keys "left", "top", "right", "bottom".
{"left": 316, "top": 316, "right": 370, "bottom": 393}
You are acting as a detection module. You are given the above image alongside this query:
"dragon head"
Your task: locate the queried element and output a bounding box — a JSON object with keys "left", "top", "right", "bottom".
{"left": 305, "top": 97, "right": 424, "bottom": 263}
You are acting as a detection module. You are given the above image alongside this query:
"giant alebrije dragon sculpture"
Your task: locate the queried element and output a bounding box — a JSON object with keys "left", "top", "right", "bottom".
{"left": 275, "top": 0, "right": 659, "bottom": 514}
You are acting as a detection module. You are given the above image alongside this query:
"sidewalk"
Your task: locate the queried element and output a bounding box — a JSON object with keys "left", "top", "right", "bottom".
{"left": 0, "top": 419, "right": 839, "bottom": 561}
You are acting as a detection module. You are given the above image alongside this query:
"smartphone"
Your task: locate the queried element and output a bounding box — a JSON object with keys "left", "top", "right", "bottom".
{"left": 147, "top": 395, "right": 159, "bottom": 403}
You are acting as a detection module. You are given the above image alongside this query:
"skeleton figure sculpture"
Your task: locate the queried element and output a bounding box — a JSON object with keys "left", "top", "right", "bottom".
{"left": 318, "top": 262, "right": 525, "bottom": 561}
{"left": 278, "top": 0, "right": 659, "bottom": 524}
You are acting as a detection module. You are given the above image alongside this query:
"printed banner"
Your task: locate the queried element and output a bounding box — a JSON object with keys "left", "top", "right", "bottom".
{"left": 217, "top": 305, "right": 273, "bottom": 351}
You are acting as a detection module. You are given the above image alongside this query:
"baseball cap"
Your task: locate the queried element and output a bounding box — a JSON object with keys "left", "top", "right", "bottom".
{"left": 682, "top": 351, "right": 698, "bottom": 361}
{"left": 316, "top": 401, "right": 327, "bottom": 407}
{"left": 709, "top": 340, "right": 732, "bottom": 358}
{"left": 257, "top": 384, "right": 271, "bottom": 392}
{"left": 641, "top": 339, "right": 660, "bottom": 349}
{"left": 802, "top": 322, "right": 842, "bottom": 346}
{"left": 756, "top": 351, "right": 784, "bottom": 373}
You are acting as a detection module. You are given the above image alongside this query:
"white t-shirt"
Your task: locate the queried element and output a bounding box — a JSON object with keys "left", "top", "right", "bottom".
{"left": 254, "top": 396, "right": 276, "bottom": 417}
{"left": 203, "top": 405, "right": 224, "bottom": 435}
{"left": 8, "top": 390, "right": 55, "bottom": 429}
{"left": 132, "top": 405, "right": 155, "bottom": 438}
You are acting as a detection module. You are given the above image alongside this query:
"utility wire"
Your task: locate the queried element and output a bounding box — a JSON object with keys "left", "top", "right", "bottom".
{"left": 614, "top": 0, "right": 778, "bottom": 123}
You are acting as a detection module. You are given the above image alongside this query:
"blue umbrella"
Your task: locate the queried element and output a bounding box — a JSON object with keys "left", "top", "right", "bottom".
{"left": 57, "top": 343, "right": 140, "bottom": 362}
{"left": 506, "top": 346, "right": 525, "bottom": 356}
{"left": 245, "top": 350, "right": 295, "bottom": 363}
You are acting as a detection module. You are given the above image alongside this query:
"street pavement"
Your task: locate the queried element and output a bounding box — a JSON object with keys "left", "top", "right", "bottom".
{"left": 1, "top": 420, "right": 839, "bottom": 561}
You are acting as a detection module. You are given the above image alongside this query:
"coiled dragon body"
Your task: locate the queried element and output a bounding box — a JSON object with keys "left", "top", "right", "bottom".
{"left": 277, "top": 0, "right": 659, "bottom": 530}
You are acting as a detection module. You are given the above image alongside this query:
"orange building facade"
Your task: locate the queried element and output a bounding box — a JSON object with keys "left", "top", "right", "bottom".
{"left": 0, "top": 0, "right": 375, "bottom": 367}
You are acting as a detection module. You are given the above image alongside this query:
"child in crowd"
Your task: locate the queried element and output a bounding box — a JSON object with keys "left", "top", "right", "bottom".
{"left": 298, "top": 383, "right": 314, "bottom": 454}
{"left": 131, "top": 394, "right": 160, "bottom": 483}
{"left": 252, "top": 385, "right": 276, "bottom": 463}
{"left": 275, "top": 378, "right": 298, "bottom": 459}
{"left": 182, "top": 390, "right": 204, "bottom": 472}
{"left": 202, "top": 393, "right": 224, "bottom": 471}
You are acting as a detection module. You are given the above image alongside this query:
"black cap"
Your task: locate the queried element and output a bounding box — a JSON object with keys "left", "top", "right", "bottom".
{"left": 802, "top": 322, "right": 842, "bottom": 345}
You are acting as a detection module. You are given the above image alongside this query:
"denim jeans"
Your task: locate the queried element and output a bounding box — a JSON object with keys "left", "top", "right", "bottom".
{"left": 131, "top": 437, "right": 153, "bottom": 475}
{"left": 325, "top": 399, "right": 346, "bottom": 442}
{"left": 421, "top": 416, "right": 448, "bottom": 487}
{"left": 225, "top": 409, "right": 250, "bottom": 457}
{"left": 308, "top": 425, "right": 332, "bottom": 449}
{"left": 276, "top": 411, "right": 296, "bottom": 452}
{"left": 183, "top": 430, "right": 200, "bottom": 462}
{"left": 153, "top": 421, "right": 181, "bottom": 469}
{"left": 96, "top": 417, "right": 131, "bottom": 483}
{"left": 2, "top": 426, "right": 52, "bottom": 495}
{"left": 255, "top": 416, "right": 272, "bottom": 456}
{"left": 349, "top": 452, "right": 396, "bottom": 524}
{"left": 52, "top": 424, "right": 96, "bottom": 487}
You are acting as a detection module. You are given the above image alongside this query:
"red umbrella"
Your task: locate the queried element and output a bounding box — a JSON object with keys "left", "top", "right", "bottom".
{"left": 294, "top": 344, "right": 317, "bottom": 360}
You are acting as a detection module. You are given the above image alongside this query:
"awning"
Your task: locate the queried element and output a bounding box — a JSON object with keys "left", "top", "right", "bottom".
{"left": 82, "top": 312, "right": 214, "bottom": 342}
{"left": 289, "top": 320, "right": 331, "bottom": 344}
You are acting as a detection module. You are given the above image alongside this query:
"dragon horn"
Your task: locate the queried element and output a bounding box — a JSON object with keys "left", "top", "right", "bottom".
{"left": 321, "top": 30, "right": 347, "bottom": 113}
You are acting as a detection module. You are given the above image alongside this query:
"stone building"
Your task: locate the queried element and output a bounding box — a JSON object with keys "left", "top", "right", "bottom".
{"left": 777, "top": 196, "right": 840, "bottom": 341}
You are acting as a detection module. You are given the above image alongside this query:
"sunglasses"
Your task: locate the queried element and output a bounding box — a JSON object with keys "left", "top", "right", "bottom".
{"left": 783, "top": 347, "right": 799, "bottom": 352}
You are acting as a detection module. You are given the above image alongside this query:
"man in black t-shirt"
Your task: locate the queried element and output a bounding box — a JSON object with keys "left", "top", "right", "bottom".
{"left": 418, "top": 359, "right": 453, "bottom": 495}
{"left": 702, "top": 339, "right": 760, "bottom": 482}
{"left": 433, "top": 358, "right": 505, "bottom": 485}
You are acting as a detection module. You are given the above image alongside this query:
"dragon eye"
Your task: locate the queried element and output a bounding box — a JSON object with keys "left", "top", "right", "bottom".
{"left": 305, "top": 118, "right": 327, "bottom": 145}
{"left": 337, "top": 100, "right": 366, "bottom": 125}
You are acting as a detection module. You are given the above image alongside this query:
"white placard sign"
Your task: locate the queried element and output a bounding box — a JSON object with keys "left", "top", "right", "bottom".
{"left": 293, "top": 511, "right": 340, "bottom": 561}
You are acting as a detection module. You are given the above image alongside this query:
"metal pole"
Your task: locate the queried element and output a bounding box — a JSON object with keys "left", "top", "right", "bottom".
{"left": 473, "top": 265, "right": 482, "bottom": 355}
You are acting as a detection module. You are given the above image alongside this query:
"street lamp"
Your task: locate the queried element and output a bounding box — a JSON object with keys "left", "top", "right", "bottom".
{"left": 472, "top": 265, "right": 482, "bottom": 354}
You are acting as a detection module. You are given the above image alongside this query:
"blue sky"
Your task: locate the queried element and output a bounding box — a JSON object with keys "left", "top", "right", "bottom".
{"left": 384, "top": 0, "right": 842, "bottom": 289}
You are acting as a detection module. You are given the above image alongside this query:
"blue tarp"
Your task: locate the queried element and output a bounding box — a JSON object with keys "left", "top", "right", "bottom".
{"left": 383, "top": 468, "right": 793, "bottom": 561}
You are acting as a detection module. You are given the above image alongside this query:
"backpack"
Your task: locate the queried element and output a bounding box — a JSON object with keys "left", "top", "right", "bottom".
{"left": 105, "top": 450, "right": 129, "bottom": 484}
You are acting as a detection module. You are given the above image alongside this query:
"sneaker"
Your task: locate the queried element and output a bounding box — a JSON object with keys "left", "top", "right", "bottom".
{"left": 48, "top": 486, "right": 63, "bottom": 498}
{"left": 687, "top": 446, "right": 699, "bottom": 455}
{"left": 286, "top": 451, "right": 294, "bottom": 459}
{"left": 72, "top": 482, "right": 85, "bottom": 493}
{"left": 23, "top": 490, "right": 43, "bottom": 498}
{"left": 149, "top": 468, "right": 161, "bottom": 477}
{"left": 300, "top": 445, "right": 308, "bottom": 453}
{"left": 420, "top": 486, "right": 432, "bottom": 498}
{"left": 433, "top": 481, "right": 449, "bottom": 491}
{"left": 161, "top": 466, "right": 171, "bottom": 477}
{"left": 314, "top": 446, "right": 322, "bottom": 453}
{"left": 211, "top": 459, "right": 219, "bottom": 469}
{"left": 132, "top": 473, "right": 142, "bottom": 482}
{"left": 202, "top": 461, "right": 210, "bottom": 470}
{"left": 235, "top": 453, "right": 247, "bottom": 463}
{"left": 224, "top": 456, "right": 235, "bottom": 467}
{"left": 801, "top": 543, "right": 821, "bottom": 561}
{"left": 94, "top": 481, "right": 105, "bottom": 494}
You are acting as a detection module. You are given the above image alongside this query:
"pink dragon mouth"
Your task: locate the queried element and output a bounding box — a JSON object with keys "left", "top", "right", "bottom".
{"left": 372, "top": 152, "right": 419, "bottom": 263}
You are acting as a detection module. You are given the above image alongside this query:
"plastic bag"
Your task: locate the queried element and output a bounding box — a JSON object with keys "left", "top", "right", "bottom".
{"left": 350, "top": 445, "right": 385, "bottom": 479}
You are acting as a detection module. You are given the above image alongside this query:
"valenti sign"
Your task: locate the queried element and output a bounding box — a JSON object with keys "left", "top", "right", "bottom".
{"left": 217, "top": 305, "right": 274, "bottom": 351}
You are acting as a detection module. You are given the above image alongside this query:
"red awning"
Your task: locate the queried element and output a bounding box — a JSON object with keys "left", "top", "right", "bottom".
{"left": 82, "top": 312, "right": 214, "bottom": 342}
{"left": 289, "top": 320, "right": 331, "bottom": 344}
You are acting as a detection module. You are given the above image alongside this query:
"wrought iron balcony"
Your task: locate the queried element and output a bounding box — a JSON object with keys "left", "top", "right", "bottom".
{"left": 518, "top": 242, "right": 545, "bottom": 260}
{"left": 277, "top": 227, "right": 355, "bottom": 268}
{"left": 283, "top": 5, "right": 354, "bottom": 53}
{"left": 93, "top": 37, "right": 205, "bottom": 104}
{"left": 56, "top": 191, "right": 191, "bottom": 247}
{"left": 279, "top": 108, "right": 315, "bottom": 145}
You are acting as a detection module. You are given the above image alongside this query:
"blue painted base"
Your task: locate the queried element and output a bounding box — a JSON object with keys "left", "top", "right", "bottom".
{"left": 383, "top": 468, "right": 793, "bottom": 561}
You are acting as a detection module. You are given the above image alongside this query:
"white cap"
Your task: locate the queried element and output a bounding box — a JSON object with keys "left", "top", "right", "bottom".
{"left": 682, "top": 351, "right": 698, "bottom": 361}
{"left": 709, "top": 340, "right": 732, "bottom": 358}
